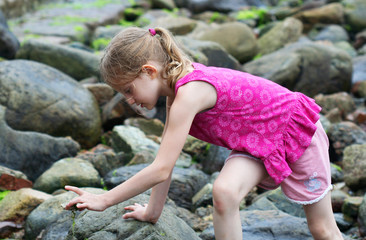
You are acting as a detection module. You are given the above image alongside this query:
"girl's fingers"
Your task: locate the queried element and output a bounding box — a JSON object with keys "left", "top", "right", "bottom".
{"left": 65, "top": 185, "right": 84, "bottom": 195}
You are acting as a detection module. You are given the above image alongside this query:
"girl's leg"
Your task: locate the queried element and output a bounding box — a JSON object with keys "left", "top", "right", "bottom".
{"left": 212, "top": 156, "right": 269, "bottom": 240}
{"left": 303, "top": 192, "right": 343, "bottom": 240}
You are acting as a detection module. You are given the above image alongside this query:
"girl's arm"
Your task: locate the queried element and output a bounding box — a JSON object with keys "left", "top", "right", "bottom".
{"left": 65, "top": 81, "right": 217, "bottom": 220}
{"left": 122, "top": 97, "right": 174, "bottom": 223}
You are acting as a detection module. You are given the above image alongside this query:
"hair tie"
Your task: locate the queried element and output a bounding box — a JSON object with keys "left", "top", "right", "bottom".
{"left": 149, "top": 28, "right": 156, "bottom": 36}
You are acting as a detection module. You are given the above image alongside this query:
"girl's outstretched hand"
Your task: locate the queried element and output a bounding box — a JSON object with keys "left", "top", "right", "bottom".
{"left": 64, "top": 185, "right": 108, "bottom": 211}
{"left": 123, "top": 203, "right": 158, "bottom": 224}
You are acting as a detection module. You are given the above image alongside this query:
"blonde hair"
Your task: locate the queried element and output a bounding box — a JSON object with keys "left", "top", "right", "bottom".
{"left": 100, "top": 27, "right": 192, "bottom": 89}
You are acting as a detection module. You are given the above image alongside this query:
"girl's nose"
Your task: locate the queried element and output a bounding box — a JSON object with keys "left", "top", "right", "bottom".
{"left": 126, "top": 97, "right": 135, "bottom": 105}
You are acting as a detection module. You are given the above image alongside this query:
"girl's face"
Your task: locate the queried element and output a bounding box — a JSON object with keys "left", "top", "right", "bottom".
{"left": 118, "top": 71, "right": 162, "bottom": 110}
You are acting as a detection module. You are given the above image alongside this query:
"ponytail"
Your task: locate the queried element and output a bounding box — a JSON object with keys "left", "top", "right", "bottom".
{"left": 100, "top": 27, "right": 192, "bottom": 89}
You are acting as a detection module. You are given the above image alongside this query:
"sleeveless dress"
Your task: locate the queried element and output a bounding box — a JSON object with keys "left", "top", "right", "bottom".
{"left": 175, "top": 63, "right": 321, "bottom": 185}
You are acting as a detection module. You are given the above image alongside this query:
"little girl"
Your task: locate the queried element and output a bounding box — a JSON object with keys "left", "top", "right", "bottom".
{"left": 65, "top": 27, "right": 343, "bottom": 240}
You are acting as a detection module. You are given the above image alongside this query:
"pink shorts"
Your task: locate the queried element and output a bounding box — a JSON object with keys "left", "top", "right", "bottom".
{"left": 226, "top": 121, "right": 332, "bottom": 205}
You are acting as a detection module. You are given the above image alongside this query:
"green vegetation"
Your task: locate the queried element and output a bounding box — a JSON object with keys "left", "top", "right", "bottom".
{"left": 38, "top": 0, "right": 122, "bottom": 11}
{"left": 51, "top": 16, "right": 98, "bottom": 26}
{"left": 92, "top": 38, "right": 111, "bottom": 50}
{"left": 236, "top": 7, "right": 268, "bottom": 26}
{"left": 253, "top": 53, "right": 262, "bottom": 60}
{"left": 0, "top": 190, "right": 11, "bottom": 201}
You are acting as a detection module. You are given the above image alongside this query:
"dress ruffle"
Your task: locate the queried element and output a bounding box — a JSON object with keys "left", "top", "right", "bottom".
{"left": 264, "top": 93, "right": 321, "bottom": 185}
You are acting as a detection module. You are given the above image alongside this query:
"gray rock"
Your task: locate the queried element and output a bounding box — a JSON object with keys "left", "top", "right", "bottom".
{"left": 16, "top": 39, "right": 100, "bottom": 80}
{"left": 352, "top": 55, "right": 366, "bottom": 84}
{"left": 343, "top": 144, "right": 366, "bottom": 190}
{"left": 104, "top": 163, "right": 209, "bottom": 209}
{"left": 314, "top": 92, "right": 356, "bottom": 119}
{"left": 0, "top": 60, "right": 102, "bottom": 148}
{"left": 110, "top": 125, "right": 191, "bottom": 167}
{"left": 248, "top": 188, "right": 306, "bottom": 218}
{"left": 312, "top": 25, "right": 350, "bottom": 43}
{"left": 200, "top": 210, "right": 312, "bottom": 240}
{"left": 34, "top": 158, "right": 102, "bottom": 194}
{"left": 193, "top": 22, "right": 258, "bottom": 63}
{"left": 0, "top": 105, "right": 79, "bottom": 181}
{"left": 174, "top": 0, "right": 268, "bottom": 14}
{"left": 61, "top": 194, "right": 201, "bottom": 240}
{"left": 9, "top": 0, "right": 128, "bottom": 42}
{"left": 148, "top": 16, "right": 197, "bottom": 35}
{"left": 201, "top": 144, "right": 231, "bottom": 174}
{"left": 0, "top": 10, "right": 20, "bottom": 59}
{"left": 178, "top": 36, "right": 241, "bottom": 70}
{"left": 24, "top": 188, "right": 106, "bottom": 240}
{"left": 258, "top": 17, "right": 303, "bottom": 56}
{"left": 359, "top": 193, "right": 366, "bottom": 236}
{"left": 327, "top": 122, "right": 366, "bottom": 162}
{"left": 344, "top": 0, "right": 366, "bottom": 32}
{"left": 243, "top": 42, "right": 352, "bottom": 97}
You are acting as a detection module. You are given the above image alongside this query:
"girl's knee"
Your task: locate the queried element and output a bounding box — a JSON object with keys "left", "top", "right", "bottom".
{"left": 212, "top": 180, "right": 242, "bottom": 214}
{"left": 307, "top": 221, "right": 342, "bottom": 240}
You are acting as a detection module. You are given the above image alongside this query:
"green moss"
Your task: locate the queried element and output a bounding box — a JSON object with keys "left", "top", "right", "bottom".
{"left": 51, "top": 16, "right": 98, "bottom": 26}
{"left": 253, "top": 53, "right": 262, "bottom": 60}
{"left": 0, "top": 190, "right": 11, "bottom": 201}
{"left": 236, "top": 7, "right": 268, "bottom": 25}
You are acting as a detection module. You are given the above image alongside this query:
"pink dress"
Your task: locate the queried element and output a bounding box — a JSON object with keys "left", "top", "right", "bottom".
{"left": 175, "top": 63, "right": 321, "bottom": 185}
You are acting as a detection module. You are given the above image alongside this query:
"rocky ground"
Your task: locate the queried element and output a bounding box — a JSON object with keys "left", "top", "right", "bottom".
{"left": 1, "top": 0, "right": 366, "bottom": 239}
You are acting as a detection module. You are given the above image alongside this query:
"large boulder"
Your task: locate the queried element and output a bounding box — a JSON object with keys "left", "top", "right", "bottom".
{"left": 243, "top": 42, "right": 352, "bottom": 97}
{"left": 0, "top": 105, "right": 80, "bottom": 181}
{"left": 0, "top": 60, "right": 101, "bottom": 148}
{"left": 0, "top": 10, "right": 20, "bottom": 59}
{"left": 24, "top": 188, "right": 106, "bottom": 240}
{"left": 193, "top": 22, "right": 258, "bottom": 63}
{"left": 64, "top": 194, "right": 200, "bottom": 240}
{"left": 16, "top": 39, "right": 100, "bottom": 80}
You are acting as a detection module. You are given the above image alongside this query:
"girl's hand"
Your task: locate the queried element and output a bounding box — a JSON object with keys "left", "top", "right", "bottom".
{"left": 123, "top": 203, "right": 158, "bottom": 224}
{"left": 64, "top": 185, "right": 108, "bottom": 211}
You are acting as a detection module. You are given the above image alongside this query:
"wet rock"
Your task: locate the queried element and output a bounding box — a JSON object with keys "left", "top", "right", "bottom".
{"left": 243, "top": 42, "right": 352, "bottom": 97}
{"left": 342, "top": 196, "right": 363, "bottom": 219}
{"left": 33, "top": 158, "right": 102, "bottom": 194}
{"left": 343, "top": 143, "right": 366, "bottom": 190}
{"left": 0, "top": 60, "right": 101, "bottom": 148}
{"left": 0, "top": 105, "right": 80, "bottom": 181}
{"left": 0, "top": 188, "right": 51, "bottom": 223}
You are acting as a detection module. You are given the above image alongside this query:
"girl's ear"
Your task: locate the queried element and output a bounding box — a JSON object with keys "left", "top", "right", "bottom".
{"left": 141, "top": 64, "right": 158, "bottom": 78}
